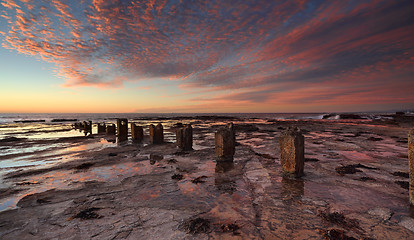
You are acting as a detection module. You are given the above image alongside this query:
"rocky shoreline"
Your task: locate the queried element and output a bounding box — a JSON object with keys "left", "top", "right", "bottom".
{"left": 1, "top": 117, "right": 414, "bottom": 239}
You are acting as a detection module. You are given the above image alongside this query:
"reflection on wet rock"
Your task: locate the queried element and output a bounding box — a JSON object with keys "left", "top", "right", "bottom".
{"left": 215, "top": 162, "right": 236, "bottom": 194}
{"left": 215, "top": 162, "right": 234, "bottom": 173}
{"left": 281, "top": 177, "right": 304, "bottom": 201}
{"left": 215, "top": 176, "right": 236, "bottom": 194}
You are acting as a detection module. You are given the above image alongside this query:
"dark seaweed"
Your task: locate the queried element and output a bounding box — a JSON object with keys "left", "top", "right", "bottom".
{"left": 319, "top": 211, "right": 360, "bottom": 230}
{"left": 171, "top": 174, "right": 183, "bottom": 180}
{"left": 74, "top": 163, "right": 94, "bottom": 170}
{"left": 305, "top": 158, "right": 319, "bottom": 162}
{"left": 367, "top": 137, "right": 383, "bottom": 141}
{"left": 322, "top": 229, "right": 357, "bottom": 240}
{"left": 359, "top": 177, "right": 376, "bottom": 182}
{"left": 73, "top": 208, "right": 102, "bottom": 220}
{"left": 395, "top": 181, "right": 409, "bottom": 190}
{"left": 192, "top": 176, "right": 208, "bottom": 184}
{"left": 392, "top": 172, "right": 409, "bottom": 178}
{"left": 336, "top": 165, "right": 362, "bottom": 175}
{"left": 180, "top": 217, "right": 210, "bottom": 234}
{"left": 336, "top": 164, "right": 377, "bottom": 175}
{"left": 220, "top": 223, "right": 240, "bottom": 234}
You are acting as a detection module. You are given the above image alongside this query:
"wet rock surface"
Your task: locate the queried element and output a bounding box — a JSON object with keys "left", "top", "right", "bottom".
{"left": 368, "top": 208, "right": 393, "bottom": 221}
{"left": 0, "top": 118, "right": 414, "bottom": 239}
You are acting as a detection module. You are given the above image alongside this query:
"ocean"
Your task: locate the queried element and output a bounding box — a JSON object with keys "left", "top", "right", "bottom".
{"left": 0, "top": 112, "right": 330, "bottom": 124}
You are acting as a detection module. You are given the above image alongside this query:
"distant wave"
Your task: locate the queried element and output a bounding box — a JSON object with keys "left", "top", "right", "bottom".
{"left": 0, "top": 112, "right": 410, "bottom": 124}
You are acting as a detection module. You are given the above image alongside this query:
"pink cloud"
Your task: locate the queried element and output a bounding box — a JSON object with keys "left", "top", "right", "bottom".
{"left": 1, "top": 0, "right": 20, "bottom": 9}
{"left": 0, "top": 0, "right": 413, "bottom": 111}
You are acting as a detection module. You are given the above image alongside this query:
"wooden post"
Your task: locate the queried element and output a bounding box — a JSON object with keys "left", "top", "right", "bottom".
{"left": 409, "top": 128, "right": 414, "bottom": 205}
{"left": 176, "top": 124, "right": 193, "bottom": 151}
{"left": 97, "top": 123, "right": 106, "bottom": 134}
{"left": 279, "top": 127, "right": 305, "bottom": 177}
{"left": 215, "top": 123, "right": 235, "bottom": 161}
{"left": 150, "top": 123, "right": 164, "bottom": 144}
{"left": 117, "top": 118, "right": 128, "bottom": 141}
{"left": 131, "top": 123, "right": 144, "bottom": 142}
{"left": 106, "top": 124, "right": 116, "bottom": 135}
{"left": 84, "top": 121, "right": 92, "bottom": 134}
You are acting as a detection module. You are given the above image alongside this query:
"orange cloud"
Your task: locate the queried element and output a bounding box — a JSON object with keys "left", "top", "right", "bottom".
{"left": 0, "top": 0, "right": 413, "bottom": 111}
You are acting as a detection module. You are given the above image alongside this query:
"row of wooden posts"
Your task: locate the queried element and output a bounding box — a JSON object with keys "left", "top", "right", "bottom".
{"left": 74, "top": 119, "right": 305, "bottom": 176}
{"left": 74, "top": 119, "right": 414, "bottom": 206}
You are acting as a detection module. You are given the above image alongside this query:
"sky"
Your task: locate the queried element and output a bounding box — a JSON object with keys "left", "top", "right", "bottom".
{"left": 0, "top": 0, "right": 413, "bottom": 113}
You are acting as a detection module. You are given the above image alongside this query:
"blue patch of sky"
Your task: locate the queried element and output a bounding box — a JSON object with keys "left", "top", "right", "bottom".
{"left": 283, "top": 0, "right": 324, "bottom": 28}
{"left": 164, "top": 0, "right": 179, "bottom": 13}
{"left": 342, "top": 0, "right": 375, "bottom": 13}
{"left": 0, "top": 47, "right": 57, "bottom": 87}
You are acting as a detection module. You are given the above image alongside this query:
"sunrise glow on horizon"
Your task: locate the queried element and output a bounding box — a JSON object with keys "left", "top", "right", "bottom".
{"left": 0, "top": 0, "right": 413, "bottom": 113}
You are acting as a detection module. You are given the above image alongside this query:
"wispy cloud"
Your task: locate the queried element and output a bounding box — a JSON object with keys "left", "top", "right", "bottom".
{"left": 1, "top": 0, "right": 413, "bottom": 110}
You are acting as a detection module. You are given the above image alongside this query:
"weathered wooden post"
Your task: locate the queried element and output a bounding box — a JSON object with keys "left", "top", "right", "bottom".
{"left": 176, "top": 124, "right": 193, "bottom": 151}
{"left": 149, "top": 123, "right": 164, "bottom": 144}
{"left": 106, "top": 124, "right": 116, "bottom": 135}
{"left": 227, "top": 122, "right": 235, "bottom": 143}
{"left": 79, "top": 121, "right": 85, "bottom": 130}
{"left": 131, "top": 123, "right": 144, "bottom": 142}
{"left": 149, "top": 124, "right": 156, "bottom": 143}
{"left": 84, "top": 121, "right": 92, "bottom": 133}
{"left": 156, "top": 123, "right": 164, "bottom": 143}
{"left": 215, "top": 123, "right": 235, "bottom": 161}
{"left": 97, "top": 123, "right": 106, "bottom": 134}
{"left": 176, "top": 125, "right": 184, "bottom": 149}
{"left": 279, "top": 127, "right": 305, "bottom": 177}
{"left": 409, "top": 128, "right": 414, "bottom": 205}
{"left": 117, "top": 118, "right": 128, "bottom": 141}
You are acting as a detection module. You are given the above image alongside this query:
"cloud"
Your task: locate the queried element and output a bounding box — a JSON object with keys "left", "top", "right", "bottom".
{"left": 1, "top": 0, "right": 20, "bottom": 9}
{"left": 1, "top": 0, "right": 413, "bottom": 109}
